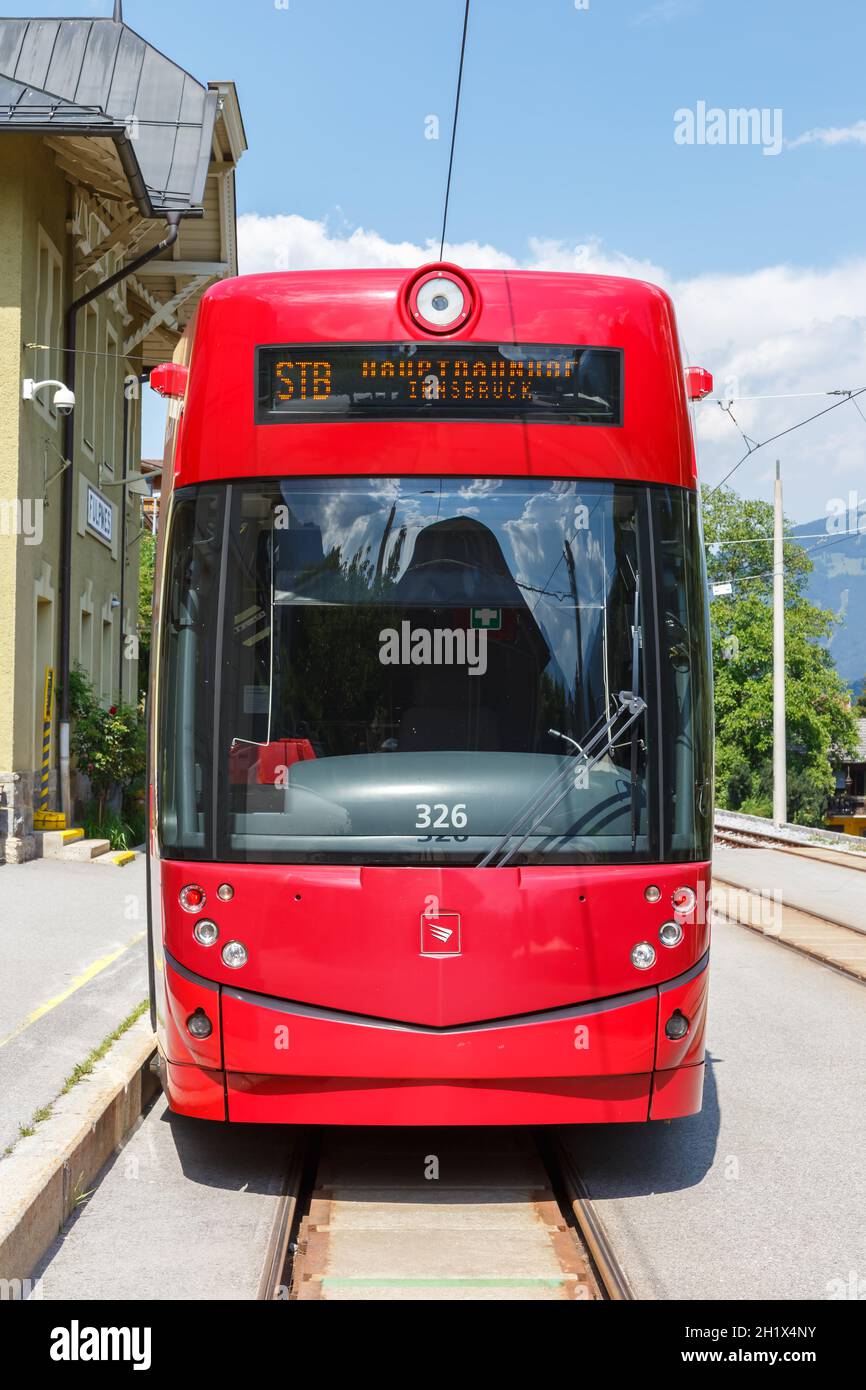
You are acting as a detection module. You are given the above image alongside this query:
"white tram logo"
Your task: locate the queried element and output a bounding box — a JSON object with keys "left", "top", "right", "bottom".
{"left": 420, "top": 911, "right": 462, "bottom": 957}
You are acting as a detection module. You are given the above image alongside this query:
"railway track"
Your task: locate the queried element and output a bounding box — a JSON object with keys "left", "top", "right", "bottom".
{"left": 714, "top": 817, "right": 866, "bottom": 871}
{"left": 261, "top": 1128, "right": 631, "bottom": 1302}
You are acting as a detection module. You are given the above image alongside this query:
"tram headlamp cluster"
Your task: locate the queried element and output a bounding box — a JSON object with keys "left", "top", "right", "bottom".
{"left": 222, "top": 940, "right": 248, "bottom": 970}
{"left": 187, "top": 1009, "right": 213, "bottom": 1040}
{"left": 415, "top": 276, "right": 465, "bottom": 328}
{"left": 672, "top": 886, "right": 697, "bottom": 915}
{"left": 406, "top": 266, "right": 474, "bottom": 334}
{"left": 631, "top": 941, "right": 656, "bottom": 971}
{"left": 179, "top": 885, "right": 205, "bottom": 913}
{"left": 659, "top": 920, "right": 684, "bottom": 948}
{"left": 193, "top": 919, "right": 219, "bottom": 947}
{"left": 665, "top": 1010, "right": 690, "bottom": 1041}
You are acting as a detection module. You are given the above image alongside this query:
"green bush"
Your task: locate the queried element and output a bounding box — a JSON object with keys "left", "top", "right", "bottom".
{"left": 82, "top": 804, "right": 144, "bottom": 851}
{"left": 68, "top": 667, "right": 146, "bottom": 823}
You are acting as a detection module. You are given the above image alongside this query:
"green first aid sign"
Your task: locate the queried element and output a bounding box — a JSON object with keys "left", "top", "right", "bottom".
{"left": 471, "top": 608, "right": 501, "bottom": 630}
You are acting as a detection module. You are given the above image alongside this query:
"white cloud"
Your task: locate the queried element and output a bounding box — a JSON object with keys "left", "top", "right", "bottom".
{"left": 788, "top": 119, "right": 866, "bottom": 149}
{"left": 237, "top": 212, "right": 514, "bottom": 274}
{"left": 236, "top": 213, "right": 866, "bottom": 523}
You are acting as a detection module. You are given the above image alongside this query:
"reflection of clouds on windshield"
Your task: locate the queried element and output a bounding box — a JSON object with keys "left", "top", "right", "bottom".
{"left": 457, "top": 479, "right": 503, "bottom": 500}
{"left": 500, "top": 486, "right": 617, "bottom": 706}
{"left": 276, "top": 482, "right": 621, "bottom": 676}
{"left": 502, "top": 487, "right": 610, "bottom": 610}
{"left": 280, "top": 478, "right": 443, "bottom": 579}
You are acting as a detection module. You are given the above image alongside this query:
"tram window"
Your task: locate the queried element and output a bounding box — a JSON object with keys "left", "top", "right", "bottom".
{"left": 157, "top": 489, "right": 222, "bottom": 856}
{"left": 209, "top": 478, "right": 656, "bottom": 866}
{"left": 653, "top": 488, "right": 714, "bottom": 861}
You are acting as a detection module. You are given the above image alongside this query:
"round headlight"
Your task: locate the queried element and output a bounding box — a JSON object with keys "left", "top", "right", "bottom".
{"left": 406, "top": 266, "right": 474, "bottom": 334}
{"left": 631, "top": 941, "right": 656, "bottom": 971}
{"left": 221, "top": 940, "right": 248, "bottom": 970}
{"left": 217, "top": 883, "right": 234, "bottom": 902}
{"left": 672, "top": 886, "right": 697, "bottom": 915}
{"left": 644, "top": 885, "right": 661, "bottom": 903}
{"left": 193, "top": 919, "right": 219, "bottom": 947}
{"left": 659, "top": 920, "right": 684, "bottom": 948}
{"left": 179, "top": 884, "right": 205, "bottom": 913}
{"left": 415, "top": 275, "right": 465, "bottom": 328}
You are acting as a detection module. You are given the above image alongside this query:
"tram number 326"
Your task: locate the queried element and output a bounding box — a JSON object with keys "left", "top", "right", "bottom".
{"left": 415, "top": 803, "right": 468, "bottom": 830}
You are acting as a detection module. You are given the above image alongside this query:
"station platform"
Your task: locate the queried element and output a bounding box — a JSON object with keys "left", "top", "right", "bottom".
{"left": 0, "top": 857, "right": 148, "bottom": 1156}
{"left": 30, "top": 1096, "right": 294, "bottom": 1300}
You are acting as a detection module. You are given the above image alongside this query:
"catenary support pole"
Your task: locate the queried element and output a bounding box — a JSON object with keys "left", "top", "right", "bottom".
{"left": 773, "top": 459, "right": 787, "bottom": 825}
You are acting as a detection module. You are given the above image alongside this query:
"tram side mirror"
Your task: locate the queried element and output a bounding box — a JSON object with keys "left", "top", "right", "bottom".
{"left": 149, "top": 362, "right": 189, "bottom": 400}
{"left": 685, "top": 366, "right": 713, "bottom": 401}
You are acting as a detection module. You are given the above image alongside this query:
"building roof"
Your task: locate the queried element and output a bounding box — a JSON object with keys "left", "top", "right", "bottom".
{"left": 0, "top": 16, "right": 217, "bottom": 215}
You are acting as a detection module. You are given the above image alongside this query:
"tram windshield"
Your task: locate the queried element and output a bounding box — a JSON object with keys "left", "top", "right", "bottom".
{"left": 157, "top": 477, "right": 712, "bottom": 865}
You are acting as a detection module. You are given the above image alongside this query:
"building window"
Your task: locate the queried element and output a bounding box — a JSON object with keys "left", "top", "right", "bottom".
{"left": 101, "top": 616, "right": 114, "bottom": 705}
{"left": 103, "top": 324, "right": 119, "bottom": 477}
{"left": 34, "top": 229, "right": 64, "bottom": 427}
{"left": 80, "top": 606, "right": 93, "bottom": 681}
{"left": 81, "top": 305, "right": 98, "bottom": 456}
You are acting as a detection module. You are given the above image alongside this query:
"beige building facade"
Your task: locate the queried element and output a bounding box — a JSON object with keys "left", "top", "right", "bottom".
{"left": 0, "top": 12, "right": 245, "bottom": 862}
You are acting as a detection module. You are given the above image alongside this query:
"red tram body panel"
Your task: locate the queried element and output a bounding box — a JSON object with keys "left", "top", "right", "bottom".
{"left": 147, "top": 266, "right": 713, "bottom": 1125}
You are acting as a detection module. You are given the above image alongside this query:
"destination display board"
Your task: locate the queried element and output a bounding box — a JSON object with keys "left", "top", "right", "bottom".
{"left": 255, "top": 344, "right": 622, "bottom": 425}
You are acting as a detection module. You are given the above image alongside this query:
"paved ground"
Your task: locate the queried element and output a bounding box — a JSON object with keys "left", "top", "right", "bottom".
{"left": 32, "top": 1096, "right": 294, "bottom": 1300}
{"left": 0, "top": 858, "right": 148, "bottom": 1155}
{"left": 714, "top": 845, "right": 866, "bottom": 935}
{"left": 561, "top": 914, "right": 866, "bottom": 1300}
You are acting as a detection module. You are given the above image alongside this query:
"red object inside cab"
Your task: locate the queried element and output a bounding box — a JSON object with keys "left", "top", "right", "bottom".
{"left": 228, "top": 738, "right": 317, "bottom": 785}
{"left": 149, "top": 362, "right": 189, "bottom": 400}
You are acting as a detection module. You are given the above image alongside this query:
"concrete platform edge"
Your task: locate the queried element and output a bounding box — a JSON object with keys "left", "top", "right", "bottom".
{"left": 0, "top": 1018, "right": 157, "bottom": 1283}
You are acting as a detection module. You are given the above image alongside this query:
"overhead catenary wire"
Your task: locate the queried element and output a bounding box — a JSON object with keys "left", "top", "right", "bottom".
{"left": 439, "top": 0, "right": 471, "bottom": 262}
{"left": 709, "top": 527, "right": 862, "bottom": 589}
{"left": 707, "top": 387, "right": 866, "bottom": 496}
{"left": 697, "top": 389, "right": 866, "bottom": 403}
{"left": 707, "top": 532, "right": 841, "bottom": 544}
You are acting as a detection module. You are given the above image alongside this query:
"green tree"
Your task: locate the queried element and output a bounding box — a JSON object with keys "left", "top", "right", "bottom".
{"left": 702, "top": 485, "right": 858, "bottom": 825}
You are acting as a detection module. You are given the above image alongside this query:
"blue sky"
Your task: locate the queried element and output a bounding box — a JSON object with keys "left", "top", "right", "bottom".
{"left": 6, "top": 0, "right": 866, "bottom": 524}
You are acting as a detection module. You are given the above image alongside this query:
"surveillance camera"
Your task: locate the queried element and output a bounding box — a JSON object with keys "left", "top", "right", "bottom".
{"left": 53, "top": 385, "right": 75, "bottom": 415}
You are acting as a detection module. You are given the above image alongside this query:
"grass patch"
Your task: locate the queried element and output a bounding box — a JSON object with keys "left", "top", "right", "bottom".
{"left": 1, "top": 1000, "right": 149, "bottom": 1163}
{"left": 60, "top": 999, "right": 149, "bottom": 1095}
{"left": 17, "top": 1104, "right": 54, "bottom": 1140}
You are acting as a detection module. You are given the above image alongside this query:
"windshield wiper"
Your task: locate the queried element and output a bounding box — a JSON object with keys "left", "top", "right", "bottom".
{"left": 478, "top": 688, "right": 646, "bottom": 869}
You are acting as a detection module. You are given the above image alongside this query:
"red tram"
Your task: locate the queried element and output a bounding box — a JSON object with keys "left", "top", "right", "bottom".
{"left": 146, "top": 263, "right": 714, "bottom": 1125}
